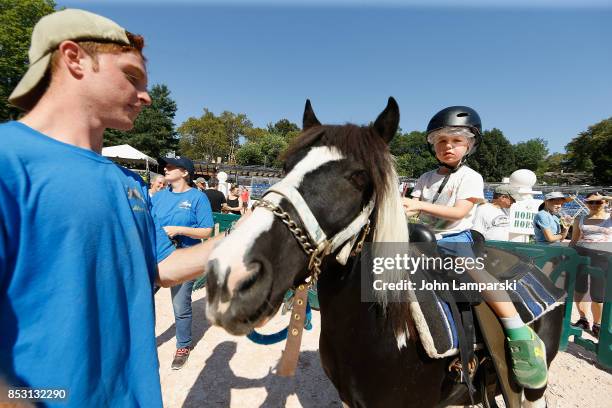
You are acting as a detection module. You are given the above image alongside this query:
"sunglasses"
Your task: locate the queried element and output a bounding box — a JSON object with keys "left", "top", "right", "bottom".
{"left": 586, "top": 200, "right": 604, "bottom": 205}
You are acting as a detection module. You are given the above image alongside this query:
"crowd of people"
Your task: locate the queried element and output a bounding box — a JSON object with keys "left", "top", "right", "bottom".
{"left": 0, "top": 8, "right": 610, "bottom": 407}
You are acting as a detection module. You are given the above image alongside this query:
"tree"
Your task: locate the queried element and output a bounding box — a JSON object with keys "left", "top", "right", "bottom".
{"left": 218, "top": 111, "right": 253, "bottom": 164}
{"left": 0, "top": 0, "right": 56, "bottom": 121}
{"left": 235, "top": 132, "right": 288, "bottom": 167}
{"left": 468, "top": 128, "right": 516, "bottom": 182}
{"left": 267, "top": 119, "right": 299, "bottom": 137}
{"left": 591, "top": 133, "right": 612, "bottom": 185}
{"left": 391, "top": 131, "right": 438, "bottom": 177}
{"left": 259, "top": 133, "right": 288, "bottom": 167}
{"left": 243, "top": 127, "right": 268, "bottom": 143}
{"left": 236, "top": 142, "right": 264, "bottom": 166}
{"left": 283, "top": 130, "right": 302, "bottom": 146}
{"left": 104, "top": 84, "right": 178, "bottom": 158}
{"left": 178, "top": 109, "right": 228, "bottom": 162}
{"left": 513, "top": 138, "right": 549, "bottom": 173}
{"left": 565, "top": 118, "right": 612, "bottom": 183}
{"left": 540, "top": 152, "right": 567, "bottom": 174}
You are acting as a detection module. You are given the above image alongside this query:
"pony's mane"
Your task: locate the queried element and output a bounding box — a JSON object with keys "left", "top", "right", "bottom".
{"left": 284, "top": 124, "right": 410, "bottom": 307}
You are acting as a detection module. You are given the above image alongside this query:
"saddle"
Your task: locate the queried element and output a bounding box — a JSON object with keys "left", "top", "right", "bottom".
{"left": 406, "top": 223, "right": 565, "bottom": 406}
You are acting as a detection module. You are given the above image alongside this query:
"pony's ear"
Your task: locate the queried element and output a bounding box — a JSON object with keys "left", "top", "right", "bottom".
{"left": 373, "top": 97, "right": 400, "bottom": 144}
{"left": 303, "top": 99, "right": 322, "bottom": 130}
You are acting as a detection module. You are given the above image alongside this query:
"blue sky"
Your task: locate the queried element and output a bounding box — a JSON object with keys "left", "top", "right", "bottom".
{"left": 61, "top": 1, "right": 612, "bottom": 153}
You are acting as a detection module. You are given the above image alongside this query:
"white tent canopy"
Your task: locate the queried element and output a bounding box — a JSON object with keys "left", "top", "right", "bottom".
{"left": 102, "top": 144, "right": 158, "bottom": 165}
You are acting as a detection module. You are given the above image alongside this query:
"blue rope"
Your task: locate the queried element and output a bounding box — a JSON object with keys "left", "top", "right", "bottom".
{"left": 246, "top": 302, "right": 312, "bottom": 345}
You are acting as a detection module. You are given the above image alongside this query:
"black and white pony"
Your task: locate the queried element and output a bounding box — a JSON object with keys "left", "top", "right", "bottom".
{"left": 205, "top": 98, "right": 563, "bottom": 407}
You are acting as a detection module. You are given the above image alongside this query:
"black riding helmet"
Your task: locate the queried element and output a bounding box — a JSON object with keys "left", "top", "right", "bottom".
{"left": 426, "top": 106, "right": 483, "bottom": 171}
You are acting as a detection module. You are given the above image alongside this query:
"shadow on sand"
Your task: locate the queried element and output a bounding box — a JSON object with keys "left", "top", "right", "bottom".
{"left": 156, "top": 297, "right": 211, "bottom": 350}
{"left": 182, "top": 341, "right": 342, "bottom": 407}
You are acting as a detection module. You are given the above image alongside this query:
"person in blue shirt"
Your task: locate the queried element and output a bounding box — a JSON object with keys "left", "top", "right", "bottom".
{"left": 0, "top": 9, "right": 220, "bottom": 407}
{"left": 534, "top": 192, "right": 572, "bottom": 244}
{"left": 152, "top": 157, "right": 214, "bottom": 369}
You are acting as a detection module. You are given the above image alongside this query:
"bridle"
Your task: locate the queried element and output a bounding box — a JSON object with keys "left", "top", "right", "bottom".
{"left": 253, "top": 179, "right": 375, "bottom": 288}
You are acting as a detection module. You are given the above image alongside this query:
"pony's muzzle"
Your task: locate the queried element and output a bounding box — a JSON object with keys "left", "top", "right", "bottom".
{"left": 205, "top": 257, "right": 275, "bottom": 335}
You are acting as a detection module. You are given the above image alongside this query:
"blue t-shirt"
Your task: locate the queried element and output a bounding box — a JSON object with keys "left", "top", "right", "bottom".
{"left": 151, "top": 188, "right": 214, "bottom": 248}
{"left": 533, "top": 210, "right": 561, "bottom": 244}
{"left": 0, "top": 122, "right": 174, "bottom": 407}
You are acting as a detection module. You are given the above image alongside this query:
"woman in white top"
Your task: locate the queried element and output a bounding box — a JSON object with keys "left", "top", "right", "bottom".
{"left": 569, "top": 192, "right": 612, "bottom": 338}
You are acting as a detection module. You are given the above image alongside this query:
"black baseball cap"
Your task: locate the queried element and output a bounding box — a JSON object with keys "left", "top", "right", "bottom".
{"left": 159, "top": 157, "right": 195, "bottom": 175}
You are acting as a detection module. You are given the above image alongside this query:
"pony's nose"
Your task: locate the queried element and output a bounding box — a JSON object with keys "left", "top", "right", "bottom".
{"left": 235, "top": 261, "right": 265, "bottom": 294}
{"left": 206, "top": 259, "right": 230, "bottom": 304}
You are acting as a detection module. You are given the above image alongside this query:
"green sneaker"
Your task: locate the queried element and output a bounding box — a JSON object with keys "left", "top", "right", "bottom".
{"left": 507, "top": 327, "right": 548, "bottom": 389}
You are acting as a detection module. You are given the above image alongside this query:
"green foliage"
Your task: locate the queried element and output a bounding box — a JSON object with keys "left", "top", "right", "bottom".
{"left": 565, "top": 118, "right": 612, "bottom": 184}
{"left": 0, "top": 0, "right": 56, "bottom": 121}
{"left": 178, "top": 109, "right": 253, "bottom": 163}
{"left": 283, "top": 130, "right": 301, "bottom": 146}
{"left": 259, "top": 133, "right": 288, "bottom": 167}
{"left": 236, "top": 142, "right": 264, "bottom": 166}
{"left": 512, "top": 138, "right": 549, "bottom": 174}
{"left": 104, "top": 84, "right": 178, "bottom": 158}
{"left": 218, "top": 111, "right": 253, "bottom": 163}
{"left": 392, "top": 131, "right": 438, "bottom": 177}
{"left": 590, "top": 128, "right": 612, "bottom": 185}
{"left": 468, "top": 128, "right": 516, "bottom": 182}
{"left": 267, "top": 118, "right": 299, "bottom": 137}
{"left": 540, "top": 152, "right": 567, "bottom": 174}
{"left": 178, "top": 109, "right": 229, "bottom": 162}
{"left": 235, "top": 132, "right": 288, "bottom": 167}
{"left": 243, "top": 127, "right": 269, "bottom": 143}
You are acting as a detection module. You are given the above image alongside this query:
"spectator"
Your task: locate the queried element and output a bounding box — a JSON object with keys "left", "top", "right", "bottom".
{"left": 472, "top": 185, "right": 521, "bottom": 241}
{"left": 569, "top": 192, "right": 612, "bottom": 338}
{"left": 533, "top": 192, "right": 572, "bottom": 244}
{"left": 149, "top": 174, "right": 166, "bottom": 197}
{"left": 224, "top": 185, "right": 243, "bottom": 215}
{"left": 205, "top": 178, "right": 227, "bottom": 213}
{"left": 195, "top": 177, "right": 207, "bottom": 192}
{"left": 0, "top": 9, "right": 220, "bottom": 407}
{"left": 240, "top": 185, "right": 250, "bottom": 212}
{"left": 152, "top": 157, "right": 213, "bottom": 369}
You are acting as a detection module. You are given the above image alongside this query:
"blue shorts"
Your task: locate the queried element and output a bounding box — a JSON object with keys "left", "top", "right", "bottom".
{"left": 437, "top": 230, "right": 476, "bottom": 259}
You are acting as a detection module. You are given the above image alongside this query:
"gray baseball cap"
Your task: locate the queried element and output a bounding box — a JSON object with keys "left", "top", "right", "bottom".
{"left": 8, "top": 9, "right": 130, "bottom": 111}
{"left": 494, "top": 185, "right": 522, "bottom": 201}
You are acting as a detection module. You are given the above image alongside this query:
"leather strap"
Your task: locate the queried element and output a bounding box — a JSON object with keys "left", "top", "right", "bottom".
{"left": 276, "top": 284, "right": 309, "bottom": 377}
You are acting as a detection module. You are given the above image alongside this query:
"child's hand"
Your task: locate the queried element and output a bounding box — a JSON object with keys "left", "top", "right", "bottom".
{"left": 402, "top": 197, "right": 421, "bottom": 217}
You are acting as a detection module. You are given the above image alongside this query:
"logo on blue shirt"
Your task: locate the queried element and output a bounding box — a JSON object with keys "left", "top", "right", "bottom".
{"left": 127, "top": 186, "right": 146, "bottom": 212}
{"left": 179, "top": 200, "right": 192, "bottom": 210}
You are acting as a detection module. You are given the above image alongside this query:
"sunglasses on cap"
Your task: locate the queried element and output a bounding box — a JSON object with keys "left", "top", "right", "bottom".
{"left": 586, "top": 200, "right": 604, "bottom": 205}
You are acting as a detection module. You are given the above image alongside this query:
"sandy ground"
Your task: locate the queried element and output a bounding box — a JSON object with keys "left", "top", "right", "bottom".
{"left": 156, "top": 288, "right": 612, "bottom": 408}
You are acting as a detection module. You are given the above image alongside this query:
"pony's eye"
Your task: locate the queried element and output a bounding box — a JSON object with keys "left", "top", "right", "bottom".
{"left": 349, "top": 171, "right": 368, "bottom": 190}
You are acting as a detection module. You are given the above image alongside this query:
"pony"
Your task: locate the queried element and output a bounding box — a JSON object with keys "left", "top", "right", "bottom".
{"left": 205, "top": 98, "right": 563, "bottom": 407}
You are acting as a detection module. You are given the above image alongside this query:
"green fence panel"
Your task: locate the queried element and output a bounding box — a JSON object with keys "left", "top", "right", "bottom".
{"left": 193, "top": 213, "right": 242, "bottom": 291}
{"left": 486, "top": 241, "right": 611, "bottom": 369}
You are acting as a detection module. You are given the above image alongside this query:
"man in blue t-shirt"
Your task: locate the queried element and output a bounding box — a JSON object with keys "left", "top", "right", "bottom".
{"left": 0, "top": 9, "right": 220, "bottom": 407}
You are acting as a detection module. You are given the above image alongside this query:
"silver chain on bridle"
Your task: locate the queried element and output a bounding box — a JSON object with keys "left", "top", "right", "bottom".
{"left": 253, "top": 184, "right": 374, "bottom": 288}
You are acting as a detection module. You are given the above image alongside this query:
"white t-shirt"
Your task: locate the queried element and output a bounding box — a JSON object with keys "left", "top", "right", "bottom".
{"left": 411, "top": 166, "right": 484, "bottom": 236}
{"left": 472, "top": 203, "right": 510, "bottom": 241}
